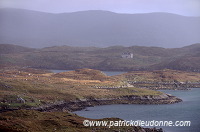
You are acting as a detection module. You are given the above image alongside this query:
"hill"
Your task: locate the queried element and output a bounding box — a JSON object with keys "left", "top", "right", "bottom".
{"left": 119, "top": 69, "right": 200, "bottom": 82}
{"left": 53, "top": 68, "right": 112, "bottom": 81}
{"left": 0, "top": 43, "right": 200, "bottom": 72}
{"left": 0, "top": 44, "right": 35, "bottom": 54}
{"left": 149, "top": 43, "right": 200, "bottom": 72}
{"left": 1, "top": 68, "right": 182, "bottom": 112}
{"left": 0, "top": 8, "right": 200, "bottom": 48}
{"left": 117, "top": 69, "right": 200, "bottom": 90}
{"left": 0, "top": 110, "right": 162, "bottom": 132}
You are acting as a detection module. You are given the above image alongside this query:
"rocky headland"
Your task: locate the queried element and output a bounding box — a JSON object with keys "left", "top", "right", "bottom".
{"left": 33, "top": 93, "right": 181, "bottom": 112}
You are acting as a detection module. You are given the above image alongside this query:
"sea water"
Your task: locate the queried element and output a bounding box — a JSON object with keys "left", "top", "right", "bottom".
{"left": 74, "top": 88, "right": 200, "bottom": 132}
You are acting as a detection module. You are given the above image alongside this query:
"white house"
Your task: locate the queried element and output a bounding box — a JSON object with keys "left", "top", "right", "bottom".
{"left": 121, "top": 52, "right": 133, "bottom": 58}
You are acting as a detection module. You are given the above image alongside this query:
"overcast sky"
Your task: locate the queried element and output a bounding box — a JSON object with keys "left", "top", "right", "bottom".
{"left": 0, "top": 0, "right": 200, "bottom": 16}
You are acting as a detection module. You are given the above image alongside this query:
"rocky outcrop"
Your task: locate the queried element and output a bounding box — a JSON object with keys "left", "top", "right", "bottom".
{"left": 33, "top": 94, "right": 182, "bottom": 112}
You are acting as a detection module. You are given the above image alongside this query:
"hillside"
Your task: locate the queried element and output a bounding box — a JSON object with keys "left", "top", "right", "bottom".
{"left": 53, "top": 68, "right": 112, "bottom": 81}
{"left": 117, "top": 69, "right": 200, "bottom": 90}
{"left": 150, "top": 54, "right": 200, "bottom": 72}
{"left": 0, "top": 68, "right": 183, "bottom": 113}
{"left": 119, "top": 69, "right": 200, "bottom": 82}
{"left": 0, "top": 8, "right": 200, "bottom": 48}
{"left": 0, "top": 43, "right": 200, "bottom": 72}
{"left": 0, "top": 110, "right": 162, "bottom": 132}
{"left": 0, "top": 44, "right": 35, "bottom": 54}
{"left": 0, "top": 68, "right": 187, "bottom": 132}
{"left": 0, "top": 68, "right": 161, "bottom": 109}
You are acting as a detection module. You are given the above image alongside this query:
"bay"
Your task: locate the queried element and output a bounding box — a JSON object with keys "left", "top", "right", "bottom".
{"left": 74, "top": 88, "right": 200, "bottom": 132}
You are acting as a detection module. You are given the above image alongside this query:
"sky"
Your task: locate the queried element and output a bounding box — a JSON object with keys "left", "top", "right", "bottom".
{"left": 0, "top": 0, "right": 200, "bottom": 16}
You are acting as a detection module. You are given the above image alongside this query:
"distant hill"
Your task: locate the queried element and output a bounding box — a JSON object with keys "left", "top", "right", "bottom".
{"left": 0, "top": 43, "right": 200, "bottom": 72}
{"left": 119, "top": 69, "right": 200, "bottom": 82}
{"left": 0, "top": 44, "right": 35, "bottom": 54}
{"left": 0, "top": 8, "right": 200, "bottom": 48}
{"left": 151, "top": 53, "right": 200, "bottom": 72}
{"left": 149, "top": 43, "right": 200, "bottom": 72}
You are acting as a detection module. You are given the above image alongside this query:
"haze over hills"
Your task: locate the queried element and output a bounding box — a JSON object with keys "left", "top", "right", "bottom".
{"left": 0, "top": 8, "right": 200, "bottom": 48}
{"left": 0, "top": 43, "right": 200, "bottom": 72}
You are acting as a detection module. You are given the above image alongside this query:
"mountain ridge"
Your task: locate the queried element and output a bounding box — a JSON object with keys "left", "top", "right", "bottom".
{"left": 0, "top": 8, "right": 200, "bottom": 48}
{"left": 1, "top": 8, "right": 200, "bottom": 17}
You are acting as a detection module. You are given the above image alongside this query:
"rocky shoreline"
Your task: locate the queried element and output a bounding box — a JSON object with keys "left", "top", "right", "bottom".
{"left": 33, "top": 93, "right": 182, "bottom": 112}
{"left": 0, "top": 93, "right": 182, "bottom": 113}
{"left": 0, "top": 94, "right": 181, "bottom": 132}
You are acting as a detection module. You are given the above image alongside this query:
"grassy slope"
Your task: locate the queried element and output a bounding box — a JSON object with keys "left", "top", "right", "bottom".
{"left": 117, "top": 69, "right": 200, "bottom": 82}
{"left": 0, "top": 68, "right": 162, "bottom": 110}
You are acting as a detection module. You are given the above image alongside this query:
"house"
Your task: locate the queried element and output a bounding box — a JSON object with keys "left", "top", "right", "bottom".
{"left": 121, "top": 52, "right": 133, "bottom": 58}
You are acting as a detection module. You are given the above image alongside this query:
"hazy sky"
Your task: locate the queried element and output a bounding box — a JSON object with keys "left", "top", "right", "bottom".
{"left": 0, "top": 0, "right": 200, "bottom": 16}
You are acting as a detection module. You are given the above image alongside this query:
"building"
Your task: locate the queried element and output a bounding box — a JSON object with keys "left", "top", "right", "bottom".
{"left": 121, "top": 52, "right": 133, "bottom": 58}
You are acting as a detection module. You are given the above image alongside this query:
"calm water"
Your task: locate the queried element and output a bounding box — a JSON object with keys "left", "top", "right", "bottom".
{"left": 74, "top": 88, "right": 200, "bottom": 132}
{"left": 50, "top": 70, "right": 126, "bottom": 76}
{"left": 49, "top": 70, "right": 72, "bottom": 73}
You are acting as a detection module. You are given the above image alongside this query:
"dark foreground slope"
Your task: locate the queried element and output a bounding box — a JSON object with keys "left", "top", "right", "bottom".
{"left": 0, "top": 110, "right": 163, "bottom": 132}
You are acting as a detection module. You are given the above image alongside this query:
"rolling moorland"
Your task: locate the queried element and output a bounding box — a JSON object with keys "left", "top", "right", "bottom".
{"left": 0, "top": 68, "right": 182, "bottom": 111}
{"left": 117, "top": 69, "right": 200, "bottom": 90}
{"left": 1, "top": 8, "right": 200, "bottom": 132}
{"left": 0, "top": 68, "right": 200, "bottom": 131}
{"left": 0, "top": 44, "right": 200, "bottom": 131}
{"left": 0, "top": 68, "right": 184, "bottom": 132}
{"left": 0, "top": 43, "right": 200, "bottom": 72}
{"left": 1, "top": 67, "right": 200, "bottom": 131}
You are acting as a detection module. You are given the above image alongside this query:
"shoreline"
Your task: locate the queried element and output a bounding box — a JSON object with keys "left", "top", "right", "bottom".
{"left": 32, "top": 93, "right": 182, "bottom": 112}
{"left": 0, "top": 92, "right": 182, "bottom": 113}
{"left": 0, "top": 93, "right": 182, "bottom": 132}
